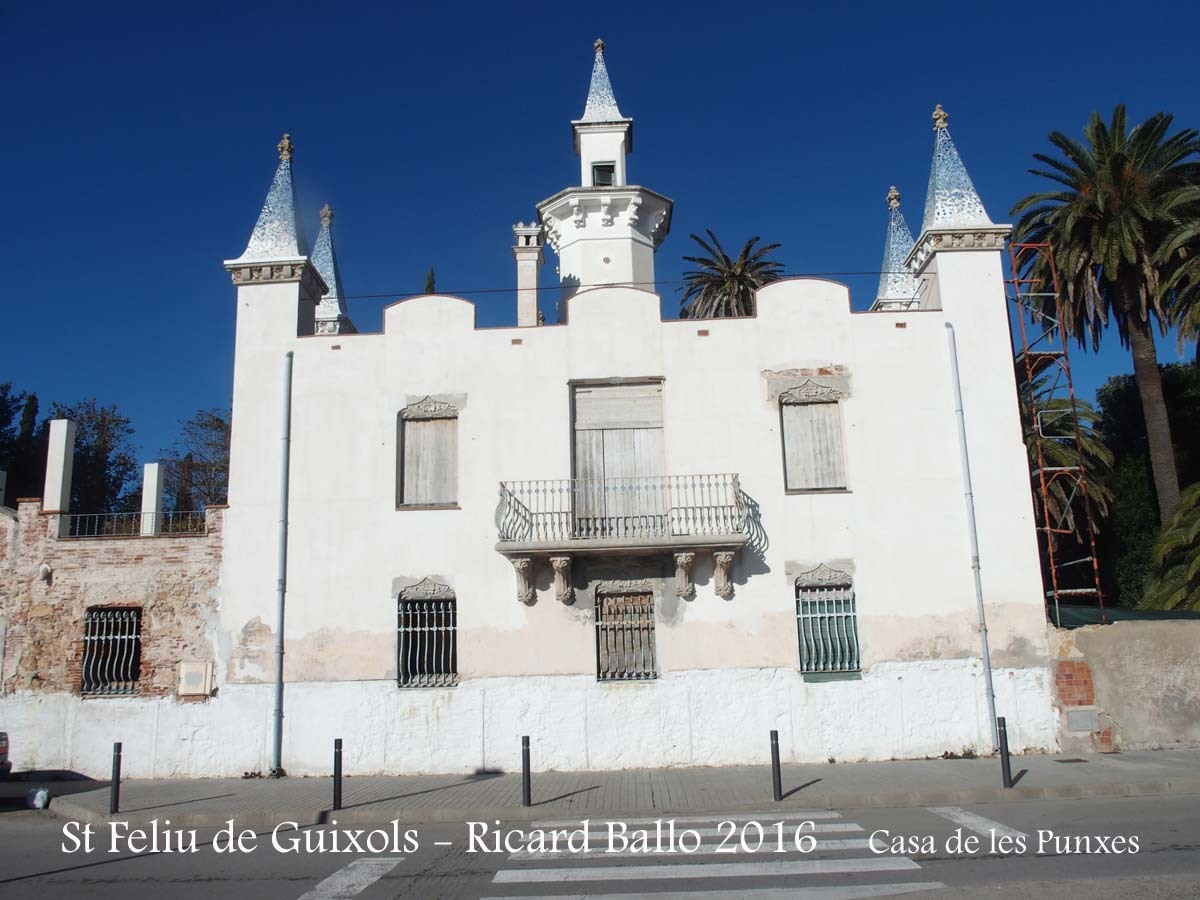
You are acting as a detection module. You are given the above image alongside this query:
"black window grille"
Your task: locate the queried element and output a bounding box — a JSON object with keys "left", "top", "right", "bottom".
{"left": 82, "top": 608, "right": 142, "bottom": 695}
{"left": 595, "top": 593, "right": 657, "bottom": 681}
{"left": 796, "top": 584, "right": 860, "bottom": 673}
{"left": 397, "top": 599, "right": 457, "bottom": 687}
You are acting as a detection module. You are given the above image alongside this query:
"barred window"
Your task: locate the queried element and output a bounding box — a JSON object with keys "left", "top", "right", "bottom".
{"left": 780, "top": 382, "right": 847, "bottom": 491}
{"left": 595, "top": 593, "right": 657, "bottom": 681}
{"left": 796, "top": 581, "right": 860, "bottom": 674}
{"left": 82, "top": 607, "right": 142, "bottom": 695}
{"left": 397, "top": 583, "right": 457, "bottom": 687}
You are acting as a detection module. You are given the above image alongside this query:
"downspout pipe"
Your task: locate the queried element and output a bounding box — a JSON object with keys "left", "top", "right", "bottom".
{"left": 945, "top": 323, "right": 1000, "bottom": 750}
{"left": 271, "top": 351, "right": 294, "bottom": 777}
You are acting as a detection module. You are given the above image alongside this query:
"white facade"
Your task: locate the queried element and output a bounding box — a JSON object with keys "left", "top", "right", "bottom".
{"left": 0, "top": 46, "right": 1059, "bottom": 778}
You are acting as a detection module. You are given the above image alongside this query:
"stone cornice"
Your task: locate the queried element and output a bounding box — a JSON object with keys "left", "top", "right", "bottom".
{"left": 779, "top": 380, "right": 845, "bottom": 405}
{"left": 906, "top": 226, "right": 1011, "bottom": 274}
{"left": 794, "top": 562, "right": 853, "bottom": 588}
{"left": 398, "top": 576, "right": 455, "bottom": 601}
{"left": 224, "top": 258, "right": 328, "bottom": 297}
{"left": 401, "top": 396, "right": 459, "bottom": 420}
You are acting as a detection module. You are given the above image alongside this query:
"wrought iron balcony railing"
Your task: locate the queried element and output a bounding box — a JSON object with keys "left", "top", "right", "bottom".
{"left": 496, "top": 474, "right": 747, "bottom": 546}
{"left": 62, "top": 510, "right": 208, "bottom": 539}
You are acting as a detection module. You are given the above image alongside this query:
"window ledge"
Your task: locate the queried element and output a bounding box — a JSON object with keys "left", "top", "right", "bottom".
{"left": 395, "top": 503, "right": 461, "bottom": 511}
{"left": 801, "top": 670, "right": 862, "bottom": 683}
{"left": 785, "top": 488, "right": 852, "bottom": 496}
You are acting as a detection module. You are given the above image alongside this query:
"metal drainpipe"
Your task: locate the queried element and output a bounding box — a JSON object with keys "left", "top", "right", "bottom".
{"left": 271, "top": 351, "right": 294, "bottom": 777}
{"left": 945, "top": 323, "right": 1000, "bottom": 750}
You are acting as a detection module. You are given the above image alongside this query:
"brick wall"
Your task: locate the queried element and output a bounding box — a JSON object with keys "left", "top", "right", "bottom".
{"left": 0, "top": 500, "right": 223, "bottom": 698}
{"left": 1054, "top": 659, "right": 1095, "bottom": 707}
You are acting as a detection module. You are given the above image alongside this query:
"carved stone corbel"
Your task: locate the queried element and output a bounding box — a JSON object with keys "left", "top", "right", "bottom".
{"left": 550, "top": 555, "right": 575, "bottom": 605}
{"left": 713, "top": 551, "right": 736, "bottom": 599}
{"left": 674, "top": 552, "right": 696, "bottom": 600}
{"left": 511, "top": 557, "right": 534, "bottom": 605}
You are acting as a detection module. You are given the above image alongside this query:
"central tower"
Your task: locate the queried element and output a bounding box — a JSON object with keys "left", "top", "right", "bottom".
{"left": 537, "top": 39, "right": 673, "bottom": 308}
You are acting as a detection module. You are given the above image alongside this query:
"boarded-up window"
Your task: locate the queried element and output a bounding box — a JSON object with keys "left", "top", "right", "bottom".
{"left": 780, "top": 383, "right": 846, "bottom": 491}
{"left": 398, "top": 397, "right": 459, "bottom": 506}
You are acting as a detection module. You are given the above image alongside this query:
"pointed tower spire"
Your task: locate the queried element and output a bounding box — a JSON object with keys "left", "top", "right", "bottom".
{"left": 311, "top": 204, "right": 355, "bottom": 334}
{"left": 580, "top": 38, "right": 623, "bottom": 122}
{"left": 873, "top": 186, "right": 920, "bottom": 309}
{"left": 921, "top": 105, "right": 993, "bottom": 231}
{"left": 233, "top": 133, "right": 308, "bottom": 262}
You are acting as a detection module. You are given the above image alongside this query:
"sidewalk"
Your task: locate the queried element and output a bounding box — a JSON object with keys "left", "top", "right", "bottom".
{"left": 46, "top": 749, "right": 1200, "bottom": 828}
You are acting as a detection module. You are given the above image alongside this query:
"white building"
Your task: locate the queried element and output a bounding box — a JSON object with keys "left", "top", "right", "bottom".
{"left": 0, "top": 44, "right": 1057, "bottom": 778}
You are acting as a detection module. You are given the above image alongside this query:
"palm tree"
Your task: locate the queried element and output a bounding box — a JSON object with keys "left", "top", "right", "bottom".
{"left": 1011, "top": 105, "right": 1200, "bottom": 523}
{"left": 1157, "top": 188, "right": 1200, "bottom": 365}
{"left": 1139, "top": 481, "right": 1200, "bottom": 610}
{"left": 678, "top": 231, "right": 783, "bottom": 318}
{"left": 1017, "top": 363, "right": 1114, "bottom": 541}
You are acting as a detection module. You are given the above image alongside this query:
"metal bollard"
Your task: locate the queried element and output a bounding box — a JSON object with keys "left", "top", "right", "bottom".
{"left": 997, "top": 717, "right": 1013, "bottom": 789}
{"left": 521, "top": 736, "right": 531, "bottom": 807}
{"left": 110, "top": 742, "right": 122, "bottom": 815}
{"left": 770, "top": 730, "right": 783, "bottom": 802}
{"left": 333, "top": 738, "right": 343, "bottom": 811}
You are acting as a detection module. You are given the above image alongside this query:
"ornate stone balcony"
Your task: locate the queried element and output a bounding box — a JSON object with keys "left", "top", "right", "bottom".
{"left": 494, "top": 474, "right": 749, "bottom": 603}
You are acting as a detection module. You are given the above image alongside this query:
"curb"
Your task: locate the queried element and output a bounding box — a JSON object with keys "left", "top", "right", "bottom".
{"left": 47, "top": 779, "right": 1200, "bottom": 830}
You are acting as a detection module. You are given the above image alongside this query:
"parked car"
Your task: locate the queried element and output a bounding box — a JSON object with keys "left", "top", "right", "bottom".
{"left": 0, "top": 731, "right": 10, "bottom": 779}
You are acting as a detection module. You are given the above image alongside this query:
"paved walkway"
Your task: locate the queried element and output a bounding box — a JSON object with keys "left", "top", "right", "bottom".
{"left": 41, "top": 749, "right": 1200, "bottom": 827}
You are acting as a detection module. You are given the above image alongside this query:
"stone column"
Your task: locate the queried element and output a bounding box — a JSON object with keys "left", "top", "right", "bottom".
{"left": 713, "top": 551, "right": 736, "bottom": 599}
{"left": 511, "top": 557, "right": 534, "bottom": 605}
{"left": 140, "top": 462, "right": 164, "bottom": 536}
{"left": 674, "top": 552, "right": 695, "bottom": 600}
{"left": 42, "top": 419, "right": 76, "bottom": 514}
{"left": 550, "top": 555, "right": 575, "bottom": 604}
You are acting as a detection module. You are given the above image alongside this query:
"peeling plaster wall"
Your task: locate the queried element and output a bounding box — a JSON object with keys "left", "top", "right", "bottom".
{"left": 221, "top": 278, "right": 1051, "bottom": 688}
{"left": 1050, "top": 622, "right": 1200, "bottom": 753}
{"left": 0, "top": 659, "right": 1054, "bottom": 777}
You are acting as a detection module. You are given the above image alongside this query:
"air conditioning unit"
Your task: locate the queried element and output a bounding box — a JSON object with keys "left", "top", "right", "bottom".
{"left": 177, "top": 661, "right": 214, "bottom": 697}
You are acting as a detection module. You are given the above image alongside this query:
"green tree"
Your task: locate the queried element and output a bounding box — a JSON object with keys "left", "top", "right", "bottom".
{"left": 49, "top": 399, "right": 138, "bottom": 513}
{"left": 1139, "top": 482, "right": 1200, "bottom": 610}
{"left": 1018, "top": 364, "right": 1113, "bottom": 539}
{"left": 678, "top": 231, "right": 783, "bottom": 318}
{"left": 161, "top": 408, "right": 231, "bottom": 510}
{"left": 424, "top": 267, "right": 436, "bottom": 294}
{"left": 1011, "top": 106, "right": 1200, "bottom": 523}
{"left": 1095, "top": 364, "right": 1200, "bottom": 604}
{"left": 0, "top": 387, "right": 44, "bottom": 505}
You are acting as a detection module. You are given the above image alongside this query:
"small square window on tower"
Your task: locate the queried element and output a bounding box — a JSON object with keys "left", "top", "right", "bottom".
{"left": 592, "top": 163, "right": 616, "bottom": 187}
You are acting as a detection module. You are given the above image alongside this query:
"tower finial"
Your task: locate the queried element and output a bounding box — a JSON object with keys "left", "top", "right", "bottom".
{"left": 320, "top": 203, "right": 333, "bottom": 227}
{"left": 922, "top": 106, "right": 993, "bottom": 230}
{"left": 580, "top": 37, "right": 623, "bottom": 122}
{"left": 278, "top": 133, "right": 294, "bottom": 161}
{"left": 932, "top": 104, "right": 948, "bottom": 131}
{"left": 874, "top": 184, "right": 919, "bottom": 308}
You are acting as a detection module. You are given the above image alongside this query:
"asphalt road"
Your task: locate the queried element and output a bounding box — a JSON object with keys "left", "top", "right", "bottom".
{"left": 0, "top": 794, "right": 1197, "bottom": 898}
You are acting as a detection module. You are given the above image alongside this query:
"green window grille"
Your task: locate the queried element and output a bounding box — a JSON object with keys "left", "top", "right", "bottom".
{"left": 796, "top": 584, "right": 860, "bottom": 673}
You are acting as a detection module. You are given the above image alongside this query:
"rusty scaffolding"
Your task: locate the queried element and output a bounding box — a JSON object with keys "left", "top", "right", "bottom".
{"left": 1007, "top": 242, "right": 1106, "bottom": 627}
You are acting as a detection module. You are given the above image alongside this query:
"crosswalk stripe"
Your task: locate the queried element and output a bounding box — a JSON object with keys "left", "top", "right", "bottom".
{"left": 507, "top": 838, "right": 873, "bottom": 860}
{"left": 926, "top": 806, "right": 1028, "bottom": 841}
{"left": 533, "top": 811, "right": 841, "bottom": 827}
{"left": 492, "top": 856, "right": 921, "bottom": 884}
{"left": 480, "top": 885, "right": 946, "bottom": 900}
{"left": 296, "top": 858, "right": 403, "bottom": 899}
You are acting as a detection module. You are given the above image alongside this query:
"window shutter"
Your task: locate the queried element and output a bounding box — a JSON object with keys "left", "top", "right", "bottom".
{"left": 782, "top": 402, "right": 845, "bottom": 490}
{"left": 402, "top": 417, "right": 458, "bottom": 504}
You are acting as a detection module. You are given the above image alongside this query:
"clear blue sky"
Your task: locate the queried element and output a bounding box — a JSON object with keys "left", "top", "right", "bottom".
{"left": 5, "top": 1, "right": 1197, "bottom": 459}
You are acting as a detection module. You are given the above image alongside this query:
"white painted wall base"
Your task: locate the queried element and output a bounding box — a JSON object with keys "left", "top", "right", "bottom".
{"left": 0, "top": 660, "right": 1056, "bottom": 779}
